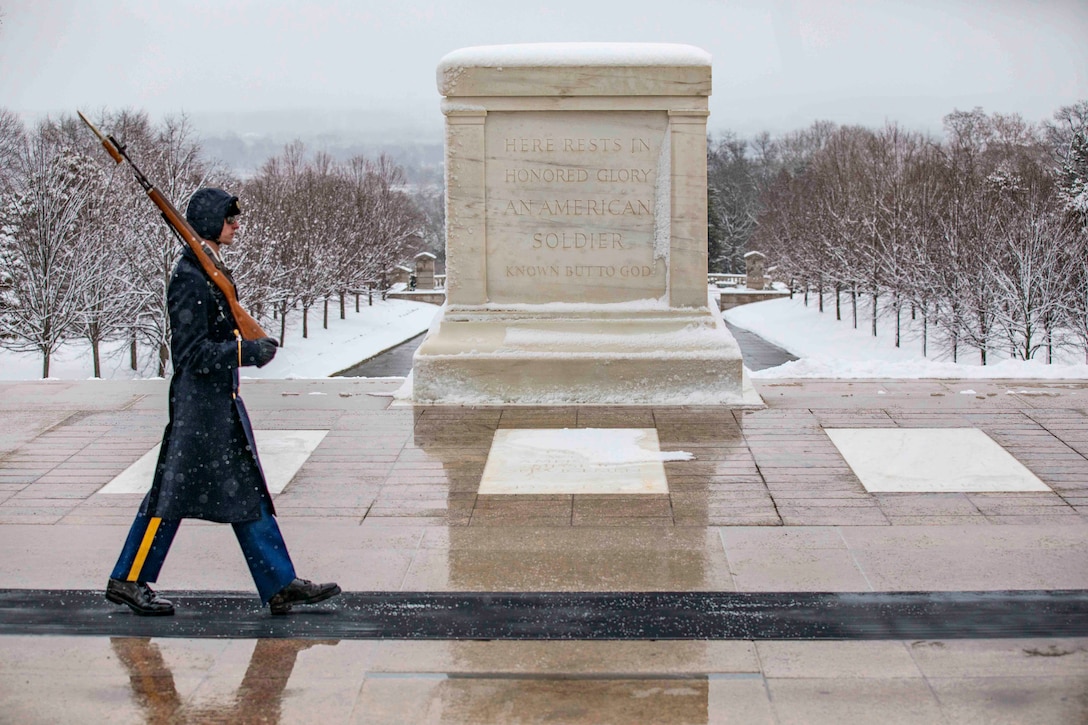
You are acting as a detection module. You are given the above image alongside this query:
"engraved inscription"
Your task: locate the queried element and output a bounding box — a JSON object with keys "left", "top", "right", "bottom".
{"left": 485, "top": 111, "right": 669, "bottom": 304}
{"left": 531, "top": 232, "right": 624, "bottom": 250}
{"left": 503, "top": 200, "right": 652, "bottom": 216}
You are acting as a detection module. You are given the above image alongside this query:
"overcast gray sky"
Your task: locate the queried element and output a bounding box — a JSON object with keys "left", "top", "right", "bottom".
{"left": 1, "top": 0, "right": 1085, "bottom": 140}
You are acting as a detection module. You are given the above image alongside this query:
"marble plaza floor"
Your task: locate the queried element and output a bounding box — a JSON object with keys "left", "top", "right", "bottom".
{"left": 0, "top": 377, "right": 1086, "bottom": 723}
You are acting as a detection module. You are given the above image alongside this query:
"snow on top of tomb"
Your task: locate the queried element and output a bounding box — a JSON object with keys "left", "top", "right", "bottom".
{"left": 438, "top": 43, "right": 711, "bottom": 71}
{"left": 437, "top": 43, "right": 712, "bottom": 97}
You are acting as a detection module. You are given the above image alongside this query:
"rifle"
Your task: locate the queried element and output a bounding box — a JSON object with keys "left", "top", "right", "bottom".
{"left": 77, "top": 111, "right": 267, "bottom": 340}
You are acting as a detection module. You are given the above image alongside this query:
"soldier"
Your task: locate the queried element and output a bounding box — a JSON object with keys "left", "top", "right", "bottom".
{"left": 106, "top": 187, "right": 340, "bottom": 616}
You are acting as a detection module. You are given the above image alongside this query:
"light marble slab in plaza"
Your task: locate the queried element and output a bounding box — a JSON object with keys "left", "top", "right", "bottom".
{"left": 97, "top": 430, "right": 328, "bottom": 496}
{"left": 826, "top": 428, "right": 1052, "bottom": 493}
{"left": 479, "top": 428, "right": 681, "bottom": 494}
{"left": 412, "top": 43, "right": 757, "bottom": 406}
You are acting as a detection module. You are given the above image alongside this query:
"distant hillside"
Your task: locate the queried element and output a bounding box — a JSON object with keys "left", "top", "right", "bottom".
{"left": 189, "top": 107, "right": 445, "bottom": 181}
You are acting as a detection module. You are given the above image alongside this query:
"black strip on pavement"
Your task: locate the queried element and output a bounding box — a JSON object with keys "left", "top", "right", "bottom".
{"left": 1, "top": 590, "right": 1086, "bottom": 640}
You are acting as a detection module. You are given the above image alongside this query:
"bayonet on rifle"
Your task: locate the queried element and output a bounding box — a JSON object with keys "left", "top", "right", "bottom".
{"left": 77, "top": 110, "right": 267, "bottom": 341}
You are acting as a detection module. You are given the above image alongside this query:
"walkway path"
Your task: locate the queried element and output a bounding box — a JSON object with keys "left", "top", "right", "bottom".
{"left": 724, "top": 319, "right": 798, "bottom": 371}
{"left": 335, "top": 332, "right": 426, "bottom": 377}
{"left": 0, "top": 378, "right": 1085, "bottom": 723}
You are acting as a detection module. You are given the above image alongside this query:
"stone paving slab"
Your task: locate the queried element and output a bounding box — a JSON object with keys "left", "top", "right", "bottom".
{"left": 2, "top": 519, "right": 1086, "bottom": 593}
{"left": 0, "top": 378, "right": 1086, "bottom": 594}
{"left": 1, "top": 378, "right": 1086, "bottom": 722}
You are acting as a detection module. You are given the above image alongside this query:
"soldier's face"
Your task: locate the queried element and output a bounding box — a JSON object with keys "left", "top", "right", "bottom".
{"left": 218, "top": 216, "right": 240, "bottom": 246}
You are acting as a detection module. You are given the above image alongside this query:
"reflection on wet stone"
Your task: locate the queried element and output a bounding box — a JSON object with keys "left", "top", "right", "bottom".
{"left": 111, "top": 637, "right": 339, "bottom": 723}
{"left": 363, "top": 674, "right": 711, "bottom": 724}
{"left": 408, "top": 405, "right": 749, "bottom": 591}
{"left": 110, "top": 637, "right": 183, "bottom": 720}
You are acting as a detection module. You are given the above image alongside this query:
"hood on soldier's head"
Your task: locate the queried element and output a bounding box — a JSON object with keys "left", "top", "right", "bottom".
{"left": 185, "top": 187, "right": 240, "bottom": 241}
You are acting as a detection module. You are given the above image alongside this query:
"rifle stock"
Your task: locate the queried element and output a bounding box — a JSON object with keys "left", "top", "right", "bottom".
{"left": 77, "top": 111, "right": 267, "bottom": 341}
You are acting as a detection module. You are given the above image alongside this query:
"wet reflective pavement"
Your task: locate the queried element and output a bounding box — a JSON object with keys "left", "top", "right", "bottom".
{"left": 1, "top": 378, "right": 1087, "bottom": 723}
{"left": 4, "top": 635, "right": 1088, "bottom": 723}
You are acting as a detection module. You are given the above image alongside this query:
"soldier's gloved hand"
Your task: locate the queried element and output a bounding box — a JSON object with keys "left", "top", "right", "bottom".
{"left": 242, "top": 337, "right": 279, "bottom": 368}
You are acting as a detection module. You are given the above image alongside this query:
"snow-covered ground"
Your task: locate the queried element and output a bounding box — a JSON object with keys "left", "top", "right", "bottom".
{"left": 725, "top": 295, "right": 1088, "bottom": 380}
{"left": 2, "top": 293, "right": 1086, "bottom": 381}
{"left": 0, "top": 297, "right": 440, "bottom": 381}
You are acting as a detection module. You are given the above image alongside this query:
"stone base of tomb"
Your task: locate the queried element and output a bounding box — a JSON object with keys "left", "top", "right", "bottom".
{"left": 411, "top": 302, "right": 762, "bottom": 407}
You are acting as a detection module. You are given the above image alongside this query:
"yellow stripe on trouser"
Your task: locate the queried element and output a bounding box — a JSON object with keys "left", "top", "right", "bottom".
{"left": 235, "top": 330, "right": 241, "bottom": 399}
{"left": 126, "top": 517, "right": 162, "bottom": 581}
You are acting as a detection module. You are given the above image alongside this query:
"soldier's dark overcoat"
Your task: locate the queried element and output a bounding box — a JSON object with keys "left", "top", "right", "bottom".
{"left": 140, "top": 246, "right": 272, "bottom": 523}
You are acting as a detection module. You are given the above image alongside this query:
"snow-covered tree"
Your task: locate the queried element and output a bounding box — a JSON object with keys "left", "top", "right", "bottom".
{"left": 344, "top": 153, "right": 424, "bottom": 294}
{"left": 0, "top": 119, "right": 96, "bottom": 376}
{"left": 411, "top": 181, "right": 445, "bottom": 267}
{"left": 749, "top": 104, "right": 1082, "bottom": 365}
{"left": 707, "top": 133, "right": 760, "bottom": 274}
{"left": 1062, "top": 226, "right": 1088, "bottom": 362}
{"left": 46, "top": 114, "right": 140, "bottom": 377}
{"left": 241, "top": 145, "right": 423, "bottom": 343}
{"left": 0, "top": 109, "right": 25, "bottom": 326}
{"left": 987, "top": 166, "right": 1071, "bottom": 362}
{"left": 98, "top": 111, "right": 229, "bottom": 376}
{"left": 1047, "top": 101, "right": 1088, "bottom": 226}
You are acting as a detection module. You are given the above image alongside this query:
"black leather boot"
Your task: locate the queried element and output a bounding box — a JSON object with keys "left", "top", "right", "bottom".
{"left": 269, "top": 578, "right": 341, "bottom": 615}
{"left": 105, "top": 578, "right": 175, "bottom": 616}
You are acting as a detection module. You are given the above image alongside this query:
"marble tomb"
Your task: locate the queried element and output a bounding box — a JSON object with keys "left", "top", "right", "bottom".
{"left": 412, "top": 43, "right": 758, "bottom": 406}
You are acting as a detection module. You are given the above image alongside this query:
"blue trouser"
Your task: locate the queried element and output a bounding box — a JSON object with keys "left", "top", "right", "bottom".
{"left": 111, "top": 495, "right": 296, "bottom": 603}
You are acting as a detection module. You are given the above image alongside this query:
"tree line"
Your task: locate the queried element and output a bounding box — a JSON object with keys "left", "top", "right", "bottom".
{"left": 708, "top": 102, "right": 1088, "bottom": 364}
{"left": 4, "top": 103, "right": 1086, "bottom": 377}
{"left": 0, "top": 109, "right": 431, "bottom": 377}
